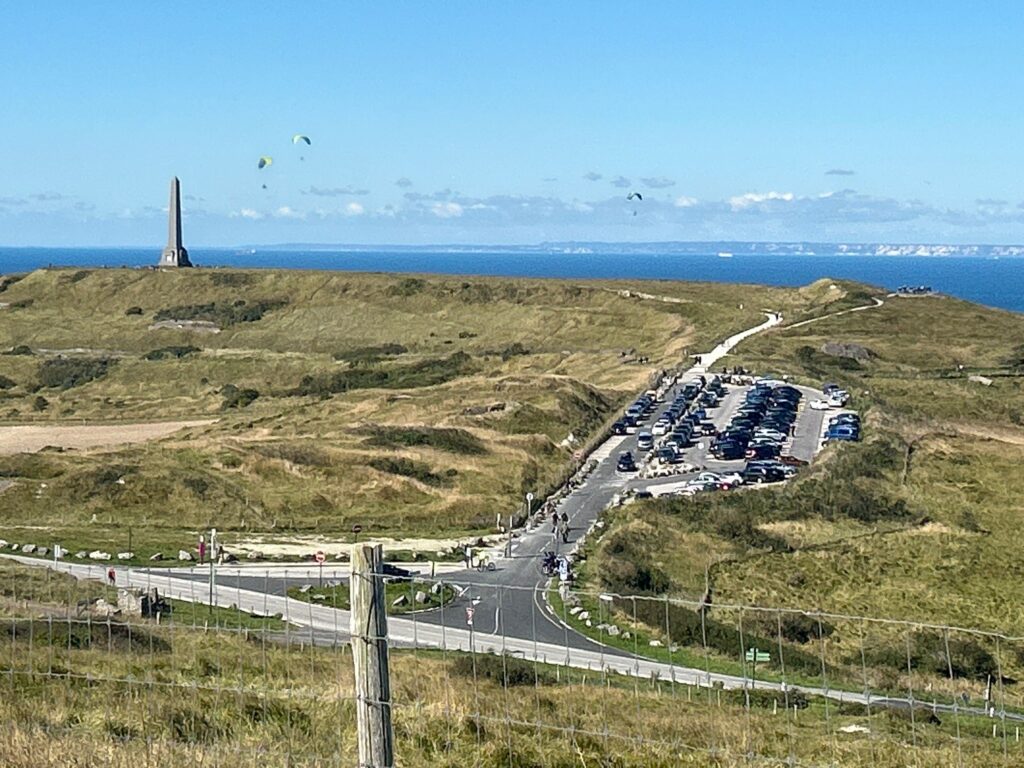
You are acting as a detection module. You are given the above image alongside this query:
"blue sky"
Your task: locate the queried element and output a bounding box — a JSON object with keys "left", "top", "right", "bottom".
{"left": 2, "top": 2, "right": 1024, "bottom": 246}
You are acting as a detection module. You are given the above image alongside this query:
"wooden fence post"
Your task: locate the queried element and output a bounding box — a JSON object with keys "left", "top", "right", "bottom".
{"left": 351, "top": 543, "right": 394, "bottom": 767}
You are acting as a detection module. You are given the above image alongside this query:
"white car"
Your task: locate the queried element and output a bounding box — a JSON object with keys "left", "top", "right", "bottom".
{"left": 828, "top": 391, "right": 850, "bottom": 406}
{"left": 809, "top": 399, "right": 831, "bottom": 410}
{"left": 695, "top": 471, "right": 743, "bottom": 488}
{"left": 651, "top": 421, "right": 669, "bottom": 436}
{"left": 754, "top": 428, "right": 788, "bottom": 442}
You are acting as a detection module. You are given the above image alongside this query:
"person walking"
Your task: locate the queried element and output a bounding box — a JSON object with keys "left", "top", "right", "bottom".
{"left": 559, "top": 511, "right": 570, "bottom": 544}
{"left": 464, "top": 544, "right": 473, "bottom": 570}
{"left": 551, "top": 510, "right": 559, "bottom": 533}
{"left": 106, "top": 567, "right": 116, "bottom": 587}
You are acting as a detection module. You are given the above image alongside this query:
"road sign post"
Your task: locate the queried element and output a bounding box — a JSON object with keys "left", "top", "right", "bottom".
{"left": 315, "top": 550, "right": 326, "bottom": 587}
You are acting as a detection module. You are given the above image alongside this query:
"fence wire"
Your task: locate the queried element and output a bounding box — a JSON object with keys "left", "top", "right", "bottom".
{"left": 0, "top": 557, "right": 1022, "bottom": 766}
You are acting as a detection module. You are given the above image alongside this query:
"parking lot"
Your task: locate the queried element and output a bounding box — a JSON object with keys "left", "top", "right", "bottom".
{"left": 609, "top": 373, "right": 860, "bottom": 499}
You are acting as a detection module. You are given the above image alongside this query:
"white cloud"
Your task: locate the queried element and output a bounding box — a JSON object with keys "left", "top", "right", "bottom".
{"left": 345, "top": 202, "right": 365, "bottom": 216}
{"left": 640, "top": 176, "right": 676, "bottom": 189}
{"left": 583, "top": 171, "right": 603, "bottom": 182}
{"left": 430, "top": 201, "right": 463, "bottom": 218}
{"left": 231, "top": 208, "right": 263, "bottom": 220}
{"left": 729, "top": 191, "right": 795, "bottom": 210}
{"left": 674, "top": 195, "right": 698, "bottom": 208}
{"left": 274, "top": 206, "right": 304, "bottom": 219}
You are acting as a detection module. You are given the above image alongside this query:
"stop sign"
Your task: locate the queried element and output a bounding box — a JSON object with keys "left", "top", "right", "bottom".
{"left": 314, "top": 551, "right": 326, "bottom": 564}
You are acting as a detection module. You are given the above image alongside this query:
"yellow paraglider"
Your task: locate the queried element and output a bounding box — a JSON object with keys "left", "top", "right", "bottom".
{"left": 257, "top": 156, "right": 273, "bottom": 169}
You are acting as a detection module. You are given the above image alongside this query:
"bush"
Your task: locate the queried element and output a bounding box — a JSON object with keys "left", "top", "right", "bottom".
{"left": 124, "top": 306, "right": 144, "bottom": 316}
{"left": 860, "top": 631, "right": 999, "bottom": 681}
{"left": 153, "top": 299, "right": 287, "bottom": 327}
{"left": 293, "top": 352, "right": 475, "bottom": 397}
{"left": 360, "top": 425, "right": 487, "bottom": 455}
{"left": 220, "top": 384, "right": 259, "bottom": 409}
{"left": 0, "top": 375, "right": 15, "bottom": 390}
{"left": 61, "top": 270, "right": 91, "bottom": 284}
{"left": 32, "top": 396, "right": 48, "bottom": 412}
{"left": 334, "top": 344, "right": 408, "bottom": 365}
{"left": 0, "top": 275, "right": 23, "bottom": 293}
{"left": 450, "top": 654, "right": 554, "bottom": 687}
{"left": 386, "top": 277, "right": 426, "bottom": 297}
{"left": 367, "top": 457, "right": 449, "bottom": 487}
{"left": 144, "top": 345, "right": 200, "bottom": 361}
{"left": 38, "top": 357, "right": 114, "bottom": 389}
{"left": 498, "top": 342, "right": 530, "bottom": 361}
{"left": 8, "top": 298, "right": 33, "bottom": 309}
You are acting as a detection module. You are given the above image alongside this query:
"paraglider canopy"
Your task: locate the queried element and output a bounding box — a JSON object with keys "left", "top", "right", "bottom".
{"left": 626, "top": 192, "right": 642, "bottom": 201}
{"left": 258, "top": 156, "right": 273, "bottom": 169}
{"left": 292, "top": 134, "right": 311, "bottom": 146}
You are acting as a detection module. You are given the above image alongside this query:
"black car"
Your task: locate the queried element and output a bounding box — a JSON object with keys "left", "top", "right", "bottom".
{"left": 746, "top": 443, "right": 781, "bottom": 460}
{"left": 742, "top": 466, "right": 786, "bottom": 484}
{"left": 711, "top": 442, "right": 747, "bottom": 460}
{"left": 611, "top": 420, "right": 628, "bottom": 435}
{"left": 616, "top": 451, "right": 638, "bottom": 472}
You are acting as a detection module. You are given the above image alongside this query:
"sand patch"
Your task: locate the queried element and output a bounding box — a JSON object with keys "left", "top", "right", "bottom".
{"left": 0, "top": 420, "right": 216, "bottom": 455}
{"left": 232, "top": 533, "right": 503, "bottom": 557}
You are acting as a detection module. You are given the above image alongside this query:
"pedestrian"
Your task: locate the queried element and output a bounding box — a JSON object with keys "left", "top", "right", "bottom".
{"left": 198, "top": 534, "right": 206, "bottom": 566}
{"left": 551, "top": 510, "right": 559, "bottom": 533}
{"left": 106, "top": 567, "right": 116, "bottom": 587}
{"left": 559, "top": 519, "right": 569, "bottom": 544}
{"left": 464, "top": 544, "right": 473, "bottom": 570}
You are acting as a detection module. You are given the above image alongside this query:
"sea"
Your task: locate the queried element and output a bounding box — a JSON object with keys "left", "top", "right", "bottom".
{"left": 2, "top": 247, "right": 1022, "bottom": 313}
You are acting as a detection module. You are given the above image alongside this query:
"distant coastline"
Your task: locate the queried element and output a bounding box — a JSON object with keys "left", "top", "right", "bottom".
{"left": 2, "top": 245, "right": 1023, "bottom": 313}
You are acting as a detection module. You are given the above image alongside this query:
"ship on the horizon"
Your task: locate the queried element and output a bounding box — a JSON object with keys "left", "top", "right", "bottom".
{"left": 717, "top": 251, "right": 733, "bottom": 258}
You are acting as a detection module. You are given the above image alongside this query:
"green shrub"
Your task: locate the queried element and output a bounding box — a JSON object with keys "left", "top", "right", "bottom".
{"left": 124, "top": 306, "right": 144, "bottom": 316}
{"left": 367, "top": 457, "right": 449, "bottom": 487}
{"left": 0, "top": 275, "right": 23, "bottom": 293}
{"left": 8, "top": 298, "right": 33, "bottom": 309}
{"left": 144, "top": 345, "right": 201, "bottom": 361}
{"left": 293, "top": 352, "right": 475, "bottom": 396}
{"left": 32, "top": 396, "right": 48, "bottom": 412}
{"left": 450, "top": 654, "right": 554, "bottom": 687}
{"left": 360, "top": 425, "right": 486, "bottom": 455}
{"left": 38, "top": 358, "right": 114, "bottom": 389}
{"left": 154, "top": 299, "right": 287, "bottom": 327}
{"left": 0, "top": 375, "right": 15, "bottom": 390}
{"left": 334, "top": 344, "right": 408, "bottom": 365}
{"left": 386, "top": 277, "right": 426, "bottom": 297}
{"left": 220, "top": 384, "right": 259, "bottom": 409}
{"left": 61, "top": 270, "right": 91, "bottom": 284}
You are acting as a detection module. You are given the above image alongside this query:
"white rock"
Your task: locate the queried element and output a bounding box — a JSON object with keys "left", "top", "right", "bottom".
{"left": 607, "top": 625, "right": 621, "bottom": 637}
{"left": 74, "top": 551, "right": 88, "bottom": 559}
{"left": 36, "top": 547, "right": 48, "bottom": 557}
{"left": 391, "top": 595, "right": 408, "bottom": 607}
{"left": 117, "top": 552, "right": 134, "bottom": 560}
{"left": 246, "top": 551, "right": 261, "bottom": 560}
{"left": 0, "top": 540, "right": 7, "bottom": 548}
{"left": 429, "top": 582, "right": 443, "bottom": 595}
{"left": 149, "top": 553, "right": 163, "bottom": 561}
{"left": 577, "top": 611, "right": 589, "bottom": 621}
{"left": 569, "top": 606, "right": 582, "bottom": 616}
{"left": 177, "top": 550, "right": 193, "bottom": 561}
{"left": 88, "top": 550, "right": 111, "bottom": 561}
{"left": 648, "top": 639, "right": 663, "bottom": 647}
{"left": 414, "top": 591, "right": 428, "bottom": 604}
{"left": 20, "top": 544, "right": 36, "bottom": 554}
{"left": 298, "top": 584, "right": 311, "bottom": 594}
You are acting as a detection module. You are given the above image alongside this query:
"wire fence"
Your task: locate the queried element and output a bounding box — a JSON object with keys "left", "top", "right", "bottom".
{"left": 0, "top": 553, "right": 1022, "bottom": 767}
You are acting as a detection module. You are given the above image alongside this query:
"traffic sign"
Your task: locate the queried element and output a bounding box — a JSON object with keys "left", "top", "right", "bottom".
{"left": 314, "top": 551, "right": 326, "bottom": 564}
{"left": 466, "top": 606, "right": 475, "bottom": 626}
{"left": 351, "top": 524, "right": 362, "bottom": 533}
{"left": 745, "top": 648, "right": 770, "bottom": 663}
{"left": 526, "top": 492, "right": 534, "bottom": 502}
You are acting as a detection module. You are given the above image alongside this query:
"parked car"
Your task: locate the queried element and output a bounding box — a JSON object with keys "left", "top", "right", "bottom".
{"left": 779, "top": 454, "right": 809, "bottom": 467}
{"left": 637, "top": 431, "right": 654, "bottom": 451}
{"left": 742, "top": 465, "right": 786, "bottom": 484}
{"left": 809, "top": 399, "right": 831, "bottom": 411}
{"left": 611, "top": 420, "right": 628, "bottom": 435}
{"left": 711, "top": 442, "right": 747, "bottom": 460}
{"left": 651, "top": 421, "right": 669, "bottom": 436}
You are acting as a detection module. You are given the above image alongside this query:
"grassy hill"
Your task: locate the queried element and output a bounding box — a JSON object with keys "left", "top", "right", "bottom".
{"left": 0, "top": 267, "right": 859, "bottom": 557}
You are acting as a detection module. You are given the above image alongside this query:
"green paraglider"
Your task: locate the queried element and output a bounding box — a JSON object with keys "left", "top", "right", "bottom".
{"left": 292, "top": 134, "right": 311, "bottom": 146}
{"left": 258, "top": 156, "right": 273, "bottom": 169}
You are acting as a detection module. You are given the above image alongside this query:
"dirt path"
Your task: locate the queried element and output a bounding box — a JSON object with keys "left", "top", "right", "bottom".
{"left": 0, "top": 420, "right": 215, "bottom": 455}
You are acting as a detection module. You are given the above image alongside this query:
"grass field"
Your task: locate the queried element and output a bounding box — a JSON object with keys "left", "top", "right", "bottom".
{"left": 0, "top": 268, "right": 864, "bottom": 557}
{"left": 0, "top": 559, "right": 1014, "bottom": 767}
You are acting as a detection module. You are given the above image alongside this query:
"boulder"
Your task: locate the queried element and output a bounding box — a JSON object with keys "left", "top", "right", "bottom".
{"left": 648, "top": 639, "right": 663, "bottom": 647}
{"left": 89, "top": 598, "right": 119, "bottom": 618}
{"left": 606, "top": 625, "right": 621, "bottom": 637}
{"left": 585, "top": 619, "right": 592, "bottom": 627}
{"left": 177, "top": 550, "right": 193, "bottom": 561}
{"left": 149, "top": 552, "right": 164, "bottom": 561}
{"left": 391, "top": 595, "right": 408, "bottom": 607}
{"left": 74, "top": 551, "right": 88, "bottom": 559}
{"left": 117, "top": 552, "right": 134, "bottom": 561}
{"left": 568, "top": 606, "right": 582, "bottom": 616}
{"left": 312, "top": 594, "right": 326, "bottom": 601}
{"left": 298, "top": 584, "right": 311, "bottom": 594}
{"left": 429, "top": 582, "right": 443, "bottom": 595}
{"left": 0, "top": 540, "right": 7, "bottom": 548}
{"left": 9, "top": 543, "right": 18, "bottom": 550}
{"left": 246, "top": 551, "right": 262, "bottom": 560}
{"left": 36, "top": 547, "right": 48, "bottom": 557}
{"left": 89, "top": 550, "right": 111, "bottom": 561}
{"left": 577, "top": 611, "right": 589, "bottom": 621}
{"left": 414, "top": 590, "right": 428, "bottom": 604}
{"left": 622, "top": 632, "right": 631, "bottom": 640}
{"left": 20, "top": 544, "right": 36, "bottom": 554}
{"left": 969, "top": 375, "right": 993, "bottom": 386}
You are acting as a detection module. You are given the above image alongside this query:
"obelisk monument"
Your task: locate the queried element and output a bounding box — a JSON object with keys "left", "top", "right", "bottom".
{"left": 159, "top": 177, "right": 192, "bottom": 267}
